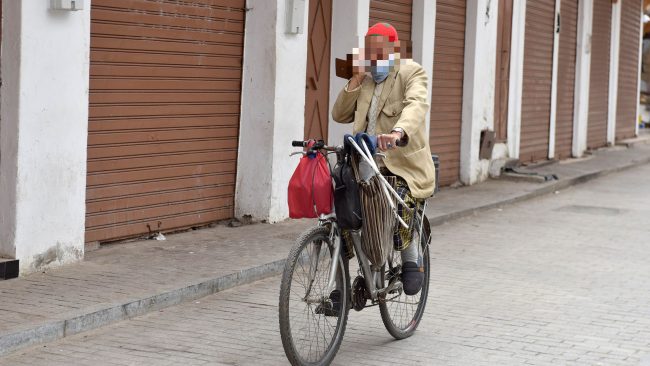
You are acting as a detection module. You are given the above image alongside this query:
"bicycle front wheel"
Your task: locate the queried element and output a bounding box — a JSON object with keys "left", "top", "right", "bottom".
{"left": 279, "top": 226, "right": 350, "bottom": 366}
{"left": 379, "top": 217, "right": 431, "bottom": 340}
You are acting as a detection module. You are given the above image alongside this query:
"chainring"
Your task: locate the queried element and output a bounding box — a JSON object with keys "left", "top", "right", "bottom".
{"left": 351, "top": 276, "right": 369, "bottom": 311}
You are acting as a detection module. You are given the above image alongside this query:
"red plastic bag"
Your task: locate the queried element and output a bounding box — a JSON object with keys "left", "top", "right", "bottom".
{"left": 288, "top": 152, "right": 333, "bottom": 218}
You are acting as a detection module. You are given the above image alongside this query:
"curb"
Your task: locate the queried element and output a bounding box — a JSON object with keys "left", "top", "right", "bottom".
{"left": 616, "top": 134, "right": 650, "bottom": 148}
{"left": 428, "top": 154, "right": 650, "bottom": 227}
{"left": 1, "top": 153, "right": 650, "bottom": 357}
{"left": 0, "top": 259, "right": 287, "bottom": 356}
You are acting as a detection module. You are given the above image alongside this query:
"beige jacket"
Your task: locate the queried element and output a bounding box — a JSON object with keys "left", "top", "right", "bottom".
{"left": 331, "top": 61, "right": 436, "bottom": 198}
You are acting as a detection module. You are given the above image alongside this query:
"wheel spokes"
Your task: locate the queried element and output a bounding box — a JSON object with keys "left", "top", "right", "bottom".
{"left": 287, "top": 239, "right": 342, "bottom": 363}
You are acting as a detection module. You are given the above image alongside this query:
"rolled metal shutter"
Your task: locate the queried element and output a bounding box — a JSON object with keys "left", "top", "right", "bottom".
{"left": 86, "top": 0, "right": 245, "bottom": 243}
{"left": 587, "top": 0, "right": 612, "bottom": 149}
{"left": 520, "top": 0, "right": 555, "bottom": 163}
{"left": 555, "top": 0, "right": 579, "bottom": 159}
{"left": 369, "top": 0, "right": 413, "bottom": 42}
{"left": 430, "top": 0, "right": 466, "bottom": 186}
{"left": 616, "top": 0, "right": 642, "bottom": 141}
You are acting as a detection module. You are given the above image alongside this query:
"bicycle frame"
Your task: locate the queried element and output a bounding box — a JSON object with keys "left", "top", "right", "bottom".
{"left": 296, "top": 135, "right": 429, "bottom": 305}
{"left": 310, "top": 199, "right": 427, "bottom": 304}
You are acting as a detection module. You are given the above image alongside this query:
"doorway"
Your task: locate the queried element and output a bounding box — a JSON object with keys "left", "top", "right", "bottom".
{"left": 494, "top": 0, "right": 513, "bottom": 142}
{"left": 304, "top": 0, "right": 333, "bottom": 141}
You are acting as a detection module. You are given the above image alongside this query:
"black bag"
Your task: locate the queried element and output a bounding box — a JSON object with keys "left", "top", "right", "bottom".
{"left": 332, "top": 155, "right": 362, "bottom": 230}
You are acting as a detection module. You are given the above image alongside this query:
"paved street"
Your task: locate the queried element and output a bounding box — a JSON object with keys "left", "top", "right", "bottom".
{"left": 2, "top": 164, "right": 650, "bottom": 366}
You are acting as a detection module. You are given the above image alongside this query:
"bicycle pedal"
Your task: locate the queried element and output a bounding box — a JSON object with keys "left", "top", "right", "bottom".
{"left": 315, "top": 290, "right": 341, "bottom": 317}
{"left": 352, "top": 276, "right": 369, "bottom": 311}
{"left": 314, "top": 304, "right": 339, "bottom": 316}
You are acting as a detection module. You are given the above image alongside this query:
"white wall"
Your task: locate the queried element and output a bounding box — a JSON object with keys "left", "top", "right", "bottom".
{"left": 236, "top": 0, "right": 278, "bottom": 222}
{"left": 607, "top": 0, "right": 622, "bottom": 144}
{"left": 460, "top": 0, "right": 499, "bottom": 185}
{"left": 236, "top": 0, "right": 308, "bottom": 222}
{"left": 411, "top": 0, "right": 436, "bottom": 133}
{"left": 548, "top": 0, "right": 562, "bottom": 159}
{"left": 573, "top": 0, "right": 594, "bottom": 157}
{"left": 637, "top": 0, "right": 644, "bottom": 137}
{"left": 270, "top": 0, "right": 311, "bottom": 222}
{"left": 0, "top": 0, "right": 20, "bottom": 259}
{"left": 507, "top": 0, "right": 527, "bottom": 160}
{"left": 328, "top": 0, "right": 369, "bottom": 147}
{"left": 0, "top": 1, "right": 90, "bottom": 274}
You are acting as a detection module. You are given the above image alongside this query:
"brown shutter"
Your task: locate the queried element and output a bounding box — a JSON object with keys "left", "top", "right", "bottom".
{"left": 587, "top": 0, "right": 612, "bottom": 149}
{"left": 369, "top": 0, "right": 414, "bottom": 42}
{"left": 616, "top": 0, "right": 642, "bottom": 141}
{"left": 520, "top": 0, "right": 555, "bottom": 163}
{"left": 86, "top": 0, "right": 246, "bottom": 243}
{"left": 304, "top": 0, "right": 333, "bottom": 141}
{"left": 555, "top": 0, "right": 579, "bottom": 159}
{"left": 430, "top": 0, "right": 466, "bottom": 186}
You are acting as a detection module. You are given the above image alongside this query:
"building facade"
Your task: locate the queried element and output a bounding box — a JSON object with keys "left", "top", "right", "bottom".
{"left": 0, "top": 0, "right": 643, "bottom": 275}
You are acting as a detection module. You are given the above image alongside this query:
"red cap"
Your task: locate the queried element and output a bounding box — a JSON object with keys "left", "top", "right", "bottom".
{"left": 366, "top": 22, "right": 399, "bottom": 43}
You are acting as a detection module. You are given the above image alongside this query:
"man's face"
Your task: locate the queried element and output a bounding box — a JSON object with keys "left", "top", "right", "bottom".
{"left": 350, "top": 35, "right": 400, "bottom": 74}
{"left": 364, "top": 35, "right": 393, "bottom": 63}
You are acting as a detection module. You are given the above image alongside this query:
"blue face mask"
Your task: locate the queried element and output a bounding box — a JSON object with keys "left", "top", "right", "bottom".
{"left": 370, "top": 56, "right": 395, "bottom": 83}
{"left": 370, "top": 65, "right": 390, "bottom": 83}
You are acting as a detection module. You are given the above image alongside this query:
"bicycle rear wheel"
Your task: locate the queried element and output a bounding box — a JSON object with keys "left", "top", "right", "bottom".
{"left": 379, "top": 216, "right": 431, "bottom": 340}
{"left": 279, "top": 226, "right": 350, "bottom": 366}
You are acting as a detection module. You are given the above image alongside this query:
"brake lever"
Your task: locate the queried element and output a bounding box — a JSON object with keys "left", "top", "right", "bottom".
{"left": 289, "top": 152, "right": 306, "bottom": 157}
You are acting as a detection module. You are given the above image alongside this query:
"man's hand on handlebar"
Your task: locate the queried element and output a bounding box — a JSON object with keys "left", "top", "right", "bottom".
{"left": 377, "top": 132, "right": 402, "bottom": 151}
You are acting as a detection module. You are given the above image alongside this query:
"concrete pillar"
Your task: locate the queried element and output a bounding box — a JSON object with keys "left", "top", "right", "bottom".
{"left": 0, "top": 0, "right": 91, "bottom": 274}
{"left": 607, "top": 0, "right": 622, "bottom": 144}
{"left": 507, "top": 0, "right": 527, "bottom": 160}
{"left": 548, "top": 0, "right": 562, "bottom": 159}
{"left": 328, "top": 0, "right": 370, "bottom": 147}
{"left": 236, "top": 0, "right": 309, "bottom": 223}
{"left": 573, "top": 0, "right": 594, "bottom": 157}
{"left": 636, "top": 0, "right": 644, "bottom": 137}
{"left": 460, "top": 0, "right": 499, "bottom": 185}
{"left": 411, "top": 0, "right": 436, "bottom": 133}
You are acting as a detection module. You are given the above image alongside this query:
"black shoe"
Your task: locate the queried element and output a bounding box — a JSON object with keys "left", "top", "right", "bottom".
{"left": 315, "top": 289, "right": 341, "bottom": 316}
{"left": 401, "top": 262, "right": 424, "bottom": 295}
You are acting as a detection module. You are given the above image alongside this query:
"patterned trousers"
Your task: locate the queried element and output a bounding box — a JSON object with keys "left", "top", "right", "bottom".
{"left": 389, "top": 175, "right": 423, "bottom": 251}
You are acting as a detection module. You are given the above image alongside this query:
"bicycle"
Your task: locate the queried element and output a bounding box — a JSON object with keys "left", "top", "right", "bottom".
{"left": 279, "top": 136, "right": 432, "bottom": 366}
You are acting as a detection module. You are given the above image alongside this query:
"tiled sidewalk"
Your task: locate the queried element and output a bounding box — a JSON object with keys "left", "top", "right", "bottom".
{"left": 1, "top": 142, "right": 649, "bottom": 356}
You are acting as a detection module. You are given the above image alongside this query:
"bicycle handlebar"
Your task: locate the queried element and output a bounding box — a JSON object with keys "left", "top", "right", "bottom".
{"left": 291, "top": 139, "right": 339, "bottom": 152}
{"left": 291, "top": 137, "right": 404, "bottom": 152}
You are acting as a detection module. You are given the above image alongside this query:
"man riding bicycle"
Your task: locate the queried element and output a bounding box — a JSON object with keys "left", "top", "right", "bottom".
{"left": 331, "top": 23, "right": 436, "bottom": 295}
